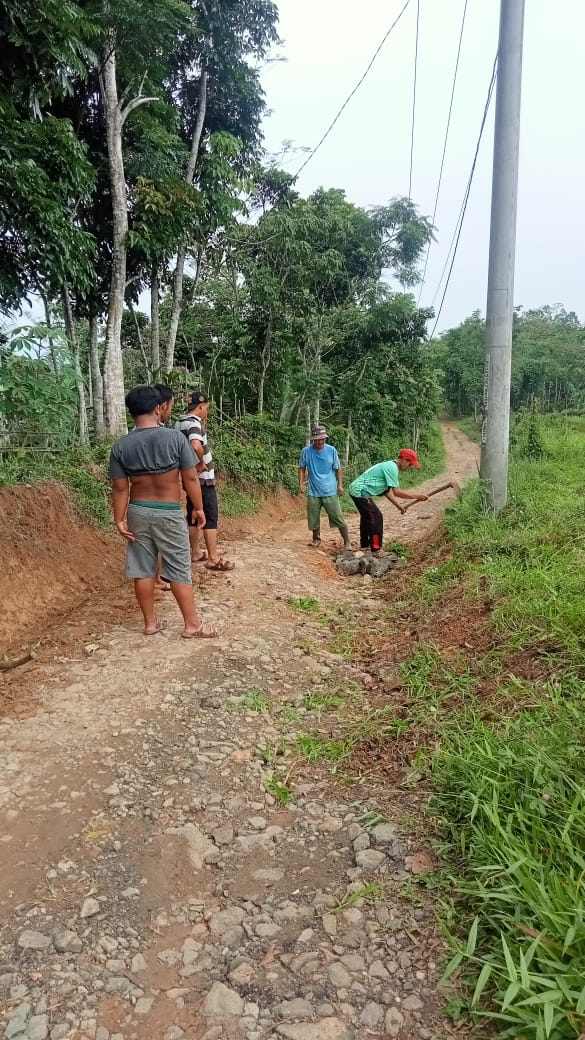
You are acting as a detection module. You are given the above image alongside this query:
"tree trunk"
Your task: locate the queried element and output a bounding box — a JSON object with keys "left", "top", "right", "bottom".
{"left": 344, "top": 413, "right": 352, "bottom": 466}
{"left": 150, "top": 263, "right": 161, "bottom": 381}
{"left": 61, "top": 286, "right": 89, "bottom": 448}
{"left": 89, "top": 313, "right": 105, "bottom": 441}
{"left": 258, "top": 316, "right": 272, "bottom": 415}
{"left": 101, "top": 36, "right": 128, "bottom": 437}
{"left": 305, "top": 404, "right": 312, "bottom": 447}
{"left": 39, "top": 289, "right": 59, "bottom": 376}
{"left": 128, "top": 302, "right": 151, "bottom": 382}
{"left": 312, "top": 322, "right": 321, "bottom": 426}
{"left": 165, "top": 69, "right": 208, "bottom": 374}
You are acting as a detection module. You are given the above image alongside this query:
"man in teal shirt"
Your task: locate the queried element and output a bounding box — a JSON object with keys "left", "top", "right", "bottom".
{"left": 348, "top": 449, "right": 428, "bottom": 555}
{"left": 299, "top": 425, "right": 351, "bottom": 549}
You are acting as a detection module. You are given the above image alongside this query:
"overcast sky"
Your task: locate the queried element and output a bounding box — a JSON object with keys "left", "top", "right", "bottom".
{"left": 260, "top": 0, "right": 585, "bottom": 332}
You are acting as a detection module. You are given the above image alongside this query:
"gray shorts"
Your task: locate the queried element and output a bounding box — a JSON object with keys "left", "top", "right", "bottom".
{"left": 125, "top": 503, "right": 192, "bottom": 585}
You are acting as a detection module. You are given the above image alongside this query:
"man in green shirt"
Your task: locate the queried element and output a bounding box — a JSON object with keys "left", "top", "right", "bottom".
{"left": 348, "top": 449, "right": 428, "bottom": 556}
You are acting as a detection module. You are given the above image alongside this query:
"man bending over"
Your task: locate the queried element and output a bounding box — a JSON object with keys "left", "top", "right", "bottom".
{"left": 109, "top": 385, "right": 217, "bottom": 638}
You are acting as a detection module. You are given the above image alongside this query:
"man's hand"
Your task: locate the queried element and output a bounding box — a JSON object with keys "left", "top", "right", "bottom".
{"left": 417, "top": 493, "right": 429, "bottom": 502}
{"left": 337, "top": 485, "right": 344, "bottom": 496}
{"left": 116, "top": 520, "right": 136, "bottom": 542}
{"left": 195, "top": 508, "right": 206, "bottom": 528}
{"left": 298, "top": 486, "right": 306, "bottom": 496}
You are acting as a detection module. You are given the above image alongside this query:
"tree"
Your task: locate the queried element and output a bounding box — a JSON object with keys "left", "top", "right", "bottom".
{"left": 0, "top": 0, "right": 97, "bottom": 311}
{"left": 432, "top": 306, "right": 585, "bottom": 416}
{"left": 96, "top": 0, "right": 192, "bottom": 435}
{"left": 163, "top": 0, "right": 279, "bottom": 373}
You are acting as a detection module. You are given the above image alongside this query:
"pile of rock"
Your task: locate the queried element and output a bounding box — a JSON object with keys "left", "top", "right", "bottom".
{"left": 335, "top": 550, "right": 401, "bottom": 578}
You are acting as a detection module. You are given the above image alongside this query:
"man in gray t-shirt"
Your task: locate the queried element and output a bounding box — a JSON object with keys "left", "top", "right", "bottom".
{"left": 108, "top": 385, "right": 217, "bottom": 639}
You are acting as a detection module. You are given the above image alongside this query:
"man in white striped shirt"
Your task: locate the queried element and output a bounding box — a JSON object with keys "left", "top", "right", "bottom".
{"left": 176, "top": 389, "right": 234, "bottom": 572}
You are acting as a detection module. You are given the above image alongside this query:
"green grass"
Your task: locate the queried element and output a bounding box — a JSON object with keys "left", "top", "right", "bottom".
{"left": 0, "top": 446, "right": 111, "bottom": 526}
{"left": 238, "top": 690, "right": 269, "bottom": 712}
{"left": 287, "top": 595, "right": 320, "bottom": 613}
{"left": 264, "top": 775, "right": 293, "bottom": 805}
{"left": 457, "top": 416, "right": 482, "bottom": 442}
{"left": 405, "top": 416, "right": 585, "bottom": 1039}
{"left": 291, "top": 415, "right": 585, "bottom": 1037}
{"left": 219, "top": 484, "right": 262, "bottom": 518}
{"left": 295, "top": 733, "right": 353, "bottom": 764}
{"left": 333, "top": 882, "right": 386, "bottom": 912}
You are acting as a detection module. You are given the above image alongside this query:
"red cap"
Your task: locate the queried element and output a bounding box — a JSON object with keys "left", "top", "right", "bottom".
{"left": 398, "top": 448, "right": 421, "bottom": 468}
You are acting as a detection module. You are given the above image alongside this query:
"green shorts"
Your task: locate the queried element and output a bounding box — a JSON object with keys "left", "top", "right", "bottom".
{"left": 307, "top": 494, "right": 345, "bottom": 532}
{"left": 125, "top": 502, "right": 192, "bottom": 584}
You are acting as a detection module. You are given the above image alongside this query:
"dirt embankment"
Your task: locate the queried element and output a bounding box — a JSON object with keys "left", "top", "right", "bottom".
{"left": 0, "top": 482, "right": 301, "bottom": 653}
{"left": 0, "top": 483, "right": 120, "bottom": 651}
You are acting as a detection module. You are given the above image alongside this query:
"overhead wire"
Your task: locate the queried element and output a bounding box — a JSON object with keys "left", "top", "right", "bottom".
{"left": 293, "top": 0, "right": 412, "bottom": 179}
{"left": 408, "top": 0, "right": 421, "bottom": 200}
{"left": 427, "top": 53, "right": 498, "bottom": 340}
{"left": 417, "top": 0, "right": 469, "bottom": 303}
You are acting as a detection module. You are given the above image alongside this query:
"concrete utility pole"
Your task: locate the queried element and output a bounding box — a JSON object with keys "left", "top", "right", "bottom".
{"left": 480, "top": 0, "right": 525, "bottom": 511}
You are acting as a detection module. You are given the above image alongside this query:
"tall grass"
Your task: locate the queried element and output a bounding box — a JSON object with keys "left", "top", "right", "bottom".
{"left": 429, "top": 417, "right": 585, "bottom": 1038}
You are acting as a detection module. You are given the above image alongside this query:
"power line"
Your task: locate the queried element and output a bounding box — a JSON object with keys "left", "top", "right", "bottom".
{"left": 428, "top": 54, "right": 498, "bottom": 340}
{"left": 417, "top": 0, "right": 468, "bottom": 303}
{"left": 294, "top": 1, "right": 412, "bottom": 179}
{"left": 408, "top": 0, "right": 420, "bottom": 199}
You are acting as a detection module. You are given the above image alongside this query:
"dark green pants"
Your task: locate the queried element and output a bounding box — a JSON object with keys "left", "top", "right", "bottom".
{"left": 307, "top": 494, "right": 345, "bottom": 532}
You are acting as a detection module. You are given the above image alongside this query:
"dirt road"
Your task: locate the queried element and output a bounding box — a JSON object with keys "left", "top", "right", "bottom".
{"left": 0, "top": 425, "right": 479, "bottom": 1040}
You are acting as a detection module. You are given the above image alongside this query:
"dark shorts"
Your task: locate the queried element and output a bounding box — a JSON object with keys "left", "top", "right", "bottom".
{"left": 186, "top": 483, "right": 219, "bottom": 530}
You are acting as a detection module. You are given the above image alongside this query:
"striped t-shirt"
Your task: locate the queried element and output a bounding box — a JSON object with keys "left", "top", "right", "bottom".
{"left": 176, "top": 414, "right": 215, "bottom": 482}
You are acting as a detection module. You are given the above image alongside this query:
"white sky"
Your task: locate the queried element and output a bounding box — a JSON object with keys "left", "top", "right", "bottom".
{"left": 260, "top": 0, "right": 585, "bottom": 332}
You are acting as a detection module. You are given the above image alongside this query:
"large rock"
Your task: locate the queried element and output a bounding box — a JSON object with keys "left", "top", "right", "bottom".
{"left": 17, "top": 930, "right": 52, "bottom": 950}
{"left": 368, "top": 554, "right": 399, "bottom": 578}
{"left": 385, "top": 1007, "right": 404, "bottom": 1036}
{"left": 335, "top": 551, "right": 400, "bottom": 578}
{"left": 201, "top": 982, "right": 244, "bottom": 1018}
{"left": 53, "top": 928, "right": 82, "bottom": 954}
{"left": 336, "top": 553, "right": 367, "bottom": 576}
{"left": 208, "top": 907, "right": 245, "bottom": 936}
{"left": 276, "top": 1021, "right": 353, "bottom": 1040}
{"left": 275, "top": 998, "right": 313, "bottom": 1020}
{"left": 167, "top": 823, "right": 217, "bottom": 870}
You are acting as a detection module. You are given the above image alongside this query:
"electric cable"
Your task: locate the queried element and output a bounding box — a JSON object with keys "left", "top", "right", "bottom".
{"left": 408, "top": 0, "right": 420, "bottom": 199}
{"left": 417, "top": 0, "right": 468, "bottom": 303}
{"left": 428, "top": 54, "right": 498, "bottom": 340}
{"left": 294, "top": 0, "right": 412, "bottom": 179}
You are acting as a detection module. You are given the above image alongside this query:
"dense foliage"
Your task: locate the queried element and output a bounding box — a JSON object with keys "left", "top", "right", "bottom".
{"left": 0, "top": 0, "right": 443, "bottom": 476}
{"left": 432, "top": 306, "right": 585, "bottom": 417}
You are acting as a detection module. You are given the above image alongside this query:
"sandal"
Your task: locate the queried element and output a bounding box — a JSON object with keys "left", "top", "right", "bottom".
{"left": 144, "top": 619, "right": 167, "bottom": 636}
{"left": 191, "top": 552, "right": 208, "bottom": 563}
{"left": 181, "top": 622, "right": 218, "bottom": 639}
{"left": 205, "top": 558, "right": 235, "bottom": 572}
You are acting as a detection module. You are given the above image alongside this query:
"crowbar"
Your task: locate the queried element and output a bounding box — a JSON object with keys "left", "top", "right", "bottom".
{"left": 402, "top": 480, "right": 460, "bottom": 512}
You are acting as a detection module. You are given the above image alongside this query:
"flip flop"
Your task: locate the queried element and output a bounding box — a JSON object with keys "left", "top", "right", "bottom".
{"left": 309, "top": 540, "right": 321, "bottom": 548}
{"left": 144, "top": 620, "right": 167, "bottom": 636}
{"left": 192, "top": 552, "right": 208, "bottom": 563}
{"left": 205, "top": 558, "right": 235, "bottom": 572}
{"left": 181, "top": 622, "right": 218, "bottom": 639}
